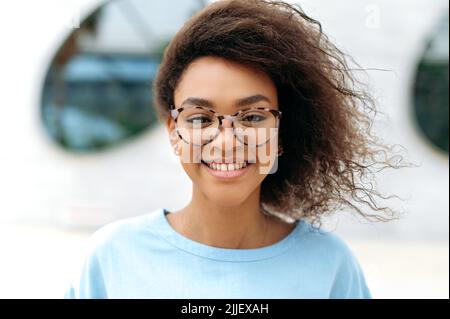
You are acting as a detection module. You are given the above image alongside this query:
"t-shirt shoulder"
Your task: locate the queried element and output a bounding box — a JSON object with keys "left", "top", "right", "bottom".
{"left": 63, "top": 209, "right": 161, "bottom": 299}
{"left": 294, "top": 221, "right": 372, "bottom": 299}
{"left": 295, "top": 221, "right": 357, "bottom": 263}
{"left": 85, "top": 209, "right": 160, "bottom": 251}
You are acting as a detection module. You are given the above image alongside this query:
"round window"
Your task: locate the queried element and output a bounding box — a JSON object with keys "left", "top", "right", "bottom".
{"left": 41, "top": 0, "right": 205, "bottom": 152}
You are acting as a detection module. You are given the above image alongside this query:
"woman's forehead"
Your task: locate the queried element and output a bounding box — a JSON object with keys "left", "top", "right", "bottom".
{"left": 175, "top": 57, "right": 278, "bottom": 108}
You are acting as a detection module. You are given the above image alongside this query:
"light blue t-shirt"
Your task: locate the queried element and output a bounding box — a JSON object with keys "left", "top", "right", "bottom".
{"left": 64, "top": 208, "right": 372, "bottom": 299}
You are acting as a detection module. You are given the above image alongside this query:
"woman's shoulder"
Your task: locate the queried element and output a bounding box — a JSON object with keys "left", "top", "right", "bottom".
{"left": 294, "top": 219, "right": 360, "bottom": 264}
{"left": 294, "top": 220, "right": 372, "bottom": 298}
{"left": 64, "top": 209, "right": 165, "bottom": 299}
{"left": 85, "top": 208, "right": 164, "bottom": 254}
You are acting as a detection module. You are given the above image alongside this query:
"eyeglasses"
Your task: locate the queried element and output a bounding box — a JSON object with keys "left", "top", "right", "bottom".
{"left": 170, "top": 105, "right": 282, "bottom": 146}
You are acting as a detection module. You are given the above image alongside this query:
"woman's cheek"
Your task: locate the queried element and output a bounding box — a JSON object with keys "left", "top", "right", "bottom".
{"left": 178, "top": 142, "right": 201, "bottom": 164}
{"left": 253, "top": 139, "right": 279, "bottom": 176}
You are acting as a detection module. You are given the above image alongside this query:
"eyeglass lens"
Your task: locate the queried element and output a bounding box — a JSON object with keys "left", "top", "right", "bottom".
{"left": 176, "top": 107, "right": 279, "bottom": 146}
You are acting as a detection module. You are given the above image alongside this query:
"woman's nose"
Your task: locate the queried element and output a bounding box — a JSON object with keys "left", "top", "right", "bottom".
{"left": 210, "top": 118, "right": 237, "bottom": 150}
{"left": 221, "top": 118, "right": 233, "bottom": 129}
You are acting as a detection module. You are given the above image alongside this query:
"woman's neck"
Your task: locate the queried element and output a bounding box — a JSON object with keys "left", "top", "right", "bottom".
{"left": 167, "top": 187, "right": 295, "bottom": 249}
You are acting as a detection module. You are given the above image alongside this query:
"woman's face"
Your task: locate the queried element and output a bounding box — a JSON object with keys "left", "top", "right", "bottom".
{"left": 167, "top": 56, "right": 280, "bottom": 207}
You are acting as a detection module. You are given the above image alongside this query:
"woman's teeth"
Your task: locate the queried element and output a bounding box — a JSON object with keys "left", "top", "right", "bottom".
{"left": 204, "top": 161, "right": 248, "bottom": 171}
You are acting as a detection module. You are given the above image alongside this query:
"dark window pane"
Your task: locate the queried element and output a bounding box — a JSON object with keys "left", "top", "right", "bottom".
{"left": 413, "top": 13, "right": 449, "bottom": 154}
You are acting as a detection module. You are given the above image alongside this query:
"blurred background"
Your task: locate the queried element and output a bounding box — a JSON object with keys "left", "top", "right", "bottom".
{"left": 0, "top": 0, "right": 448, "bottom": 298}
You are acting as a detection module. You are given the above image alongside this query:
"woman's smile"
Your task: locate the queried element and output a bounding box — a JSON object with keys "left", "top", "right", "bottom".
{"left": 201, "top": 159, "right": 255, "bottom": 180}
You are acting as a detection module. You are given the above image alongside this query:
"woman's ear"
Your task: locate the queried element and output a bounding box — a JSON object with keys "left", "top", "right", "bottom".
{"left": 166, "top": 117, "right": 181, "bottom": 156}
{"left": 277, "top": 138, "right": 284, "bottom": 157}
{"left": 166, "top": 117, "right": 177, "bottom": 143}
{"left": 166, "top": 115, "right": 174, "bottom": 133}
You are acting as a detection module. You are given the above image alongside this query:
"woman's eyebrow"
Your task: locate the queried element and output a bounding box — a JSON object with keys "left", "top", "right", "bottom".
{"left": 180, "top": 94, "right": 271, "bottom": 108}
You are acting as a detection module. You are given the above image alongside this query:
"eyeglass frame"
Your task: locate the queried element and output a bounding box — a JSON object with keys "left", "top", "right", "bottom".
{"left": 169, "top": 104, "right": 283, "bottom": 146}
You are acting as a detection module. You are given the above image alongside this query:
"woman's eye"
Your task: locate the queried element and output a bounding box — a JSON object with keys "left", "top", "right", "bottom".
{"left": 187, "top": 116, "right": 211, "bottom": 124}
{"left": 242, "top": 114, "right": 265, "bottom": 122}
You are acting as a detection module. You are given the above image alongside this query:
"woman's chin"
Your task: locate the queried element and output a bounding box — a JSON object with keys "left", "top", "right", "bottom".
{"left": 200, "top": 187, "right": 253, "bottom": 207}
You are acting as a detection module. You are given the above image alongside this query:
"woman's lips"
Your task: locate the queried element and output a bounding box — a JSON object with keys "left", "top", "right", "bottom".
{"left": 201, "top": 161, "right": 253, "bottom": 180}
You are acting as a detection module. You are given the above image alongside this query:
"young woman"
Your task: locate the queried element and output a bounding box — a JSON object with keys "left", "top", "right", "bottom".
{"left": 65, "top": 0, "right": 406, "bottom": 299}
